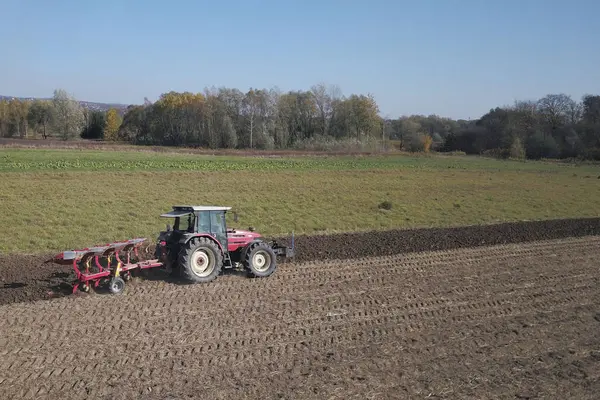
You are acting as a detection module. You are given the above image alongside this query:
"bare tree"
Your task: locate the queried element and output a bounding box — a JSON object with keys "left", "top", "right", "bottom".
{"left": 242, "top": 88, "right": 265, "bottom": 148}
{"left": 537, "top": 93, "right": 575, "bottom": 131}
{"left": 310, "top": 83, "right": 342, "bottom": 136}
{"left": 567, "top": 101, "right": 583, "bottom": 125}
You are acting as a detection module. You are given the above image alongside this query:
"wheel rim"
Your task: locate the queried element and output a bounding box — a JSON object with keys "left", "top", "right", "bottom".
{"left": 191, "top": 249, "right": 214, "bottom": 277}
{"left": 111, "top": 280, "right": 123, "bottom": 292}
{"left": 252, "top": 251, "right": 271, "bottom": 272}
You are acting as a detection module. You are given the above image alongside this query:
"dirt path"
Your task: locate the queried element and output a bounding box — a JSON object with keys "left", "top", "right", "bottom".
{"left": 0, "top": 236, "right": 598, "bottom": 399}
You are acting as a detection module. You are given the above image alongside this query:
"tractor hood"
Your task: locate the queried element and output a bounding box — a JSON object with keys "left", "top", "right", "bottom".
{"left": 227, "top": 228, "right": 262, "bottom": 239}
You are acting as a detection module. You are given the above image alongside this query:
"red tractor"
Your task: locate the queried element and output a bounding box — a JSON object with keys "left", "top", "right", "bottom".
{"left": 52, "top": 205, "right": 295, "bottom": 294}
{"left": 155, "top": 205, "right": 294, "bottom": 283}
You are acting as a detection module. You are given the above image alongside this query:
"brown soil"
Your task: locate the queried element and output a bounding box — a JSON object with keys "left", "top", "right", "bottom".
{"left": 2, "top": 217, "right": 600, "bottom": 306}
{"left": 277, "top": 217, "right": 600, "bottom": 262}
{"left": 0, "top": 236, "right": 598, "bottom": 399}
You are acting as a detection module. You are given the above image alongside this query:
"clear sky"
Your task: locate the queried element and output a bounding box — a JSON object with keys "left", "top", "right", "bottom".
{"left": 1, "top": 0, "right": 599, "bottom": 120}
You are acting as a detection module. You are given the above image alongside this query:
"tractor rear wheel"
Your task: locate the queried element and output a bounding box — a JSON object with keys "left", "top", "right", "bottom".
{"left": 243, "top": 242, "right": 277, "bottom": 278}
{"left": 178, "top": 237, "right": 223, "bottom": 283}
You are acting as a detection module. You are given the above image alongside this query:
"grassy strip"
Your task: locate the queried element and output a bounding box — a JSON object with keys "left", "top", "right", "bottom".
{"left": 2, "top": 160, "right": 600, "bottom": 253}
{"left": 2, "top": 148, "right": 600, "bottom": 173}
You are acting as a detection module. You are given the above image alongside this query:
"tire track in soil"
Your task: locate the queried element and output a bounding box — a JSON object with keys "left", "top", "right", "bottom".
{"left": 2, "top": 217, "right": 600, "bottom": 305}
{"left": 0, "top": 237, "right": 595, "bottom": 333}
{"left": 3, "top": 291, "right": 599, "bottom": 400}
{"left": 0, "top": 240, "right": 597, "bottom": 352}
{"left": 0, "top": 275, "right": 594, "bottom": 365}
{"left": 1, "top": 235, "right": 596, "bottom": 320}
{"left": 0, "top": 261, "right": 594, "bottom": 351}
{"left": 0, "top": 236, "right": 599, "bottom": 399}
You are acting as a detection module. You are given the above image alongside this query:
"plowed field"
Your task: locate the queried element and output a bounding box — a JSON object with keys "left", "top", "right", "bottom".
{"left": 1, "top": 235, "right": 599, "bottom": 399}
{"left": 3, "top": 217, "right": 600, "bottom": 306}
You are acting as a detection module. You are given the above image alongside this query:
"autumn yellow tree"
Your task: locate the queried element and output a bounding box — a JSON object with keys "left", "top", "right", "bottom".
{"left": 104, "top": 108, "right": 122, "bottom": 141}
{"left": 422, "top": 134, "right": 433, "bottom": 152}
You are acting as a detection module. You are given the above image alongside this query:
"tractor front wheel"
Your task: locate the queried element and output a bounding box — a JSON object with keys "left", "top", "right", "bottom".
{"left": 243, "top": 242, "right": 277, "bottom": 278}
{"left": 178, "top": 237, "right": 223, "bottom": 283}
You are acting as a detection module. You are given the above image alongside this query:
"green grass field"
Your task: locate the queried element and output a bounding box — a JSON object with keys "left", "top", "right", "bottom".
{"left": 1, "top": 148, "right": 600, "bottom": 254}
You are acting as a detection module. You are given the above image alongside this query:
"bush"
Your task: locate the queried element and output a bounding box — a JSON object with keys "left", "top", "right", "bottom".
{"left": 378, "top": 201, "right": 392, "bottom": 210}
{"left": 509, "top": 137, "right": 526, "bottom": 160}
{"left": 481, "top": 148, "right": 510, "bottom": 159}
{"left": 403, "top": 131, "right": 430, "bottom": 152}
{"left": 444, "top": 150, "right": 467, "bottom": 156}
{"left": 526, "top": 132, "right": 559, "bottom": 159}
{"left": 581, "top": 148, "right": 600, "bottom": 161}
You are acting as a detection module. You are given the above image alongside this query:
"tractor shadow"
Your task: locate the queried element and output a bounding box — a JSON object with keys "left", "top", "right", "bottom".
{"left": 2, "top": 282, "right": 27, "bottom": 289}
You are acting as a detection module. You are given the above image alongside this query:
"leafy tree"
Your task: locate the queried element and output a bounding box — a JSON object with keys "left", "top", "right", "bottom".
{"left": 51, "top": 89, "right": 85, "bottom": 140}
{"left": 347, "top": 94, "right": 380, "bottom": 139}
{"left": 27, "top": 100, "right": 54, "bottom": 139}
{"left": 0, "top": 101, "right": 9, "bottom": 137}
{"left": 423, "top": 135, "right": 433, "bottom": 153}
{"left": 582, "top": 95, "right": 600, "bottom": 124}
{"left": 81, "top": 110, "right": 106, "bottom": 139}
{"left": 8, "top": 99, "right": 29, "bottom": 138}
{"left": 104, "top": 108, "right": 122, "bottom": 141}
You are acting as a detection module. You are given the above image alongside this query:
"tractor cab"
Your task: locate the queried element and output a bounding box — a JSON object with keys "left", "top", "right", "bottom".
{"left": 160, "top": 205, "right": 231, "bottom": 245}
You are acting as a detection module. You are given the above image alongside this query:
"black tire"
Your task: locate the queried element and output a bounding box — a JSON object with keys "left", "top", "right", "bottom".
{"left": 243, "top": 242, "right": 277, "bottom": 278}
{"left": 108, "top": 276, "right": 125, "bottom": 294}
{"left": 178, "top": 237, "right": 223, "bottom": 283}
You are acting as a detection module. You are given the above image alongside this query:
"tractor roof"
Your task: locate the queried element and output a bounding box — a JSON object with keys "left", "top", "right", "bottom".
{"left": 160, "top": 205, "right": 232, "bottom": 218}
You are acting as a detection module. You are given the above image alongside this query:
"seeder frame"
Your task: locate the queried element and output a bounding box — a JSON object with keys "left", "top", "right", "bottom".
{"left": 53, "top": 238, "right": 162, "bottom": 293}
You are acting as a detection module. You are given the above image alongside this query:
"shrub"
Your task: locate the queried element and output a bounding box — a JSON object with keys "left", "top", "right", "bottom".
{"left": 526, "top": 132, "right": 559, "bottom": 159}
{"left": 482, "top": 148, "right": 509, "bottom": 159}
{"left": 423, "top": 135, "right": 433, "bottom": 153}
{"left": 378, "top": 201, "right": 393, "bottom": 210}
{"left": 509, "top": 137, "right": 526, "bottom": 160}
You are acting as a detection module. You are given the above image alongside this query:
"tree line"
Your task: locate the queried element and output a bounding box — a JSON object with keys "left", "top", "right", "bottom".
{"left": 441, "top": 94, "right": 600, "bottom": 160}
{"left": 1, "top": 86, "right": 599, "bottom": 159}
{"left": 117, "top": 85, "right": 381, "bottom": 151}
{"left": 0, "top": 89, "right": 122, "bottom": 142}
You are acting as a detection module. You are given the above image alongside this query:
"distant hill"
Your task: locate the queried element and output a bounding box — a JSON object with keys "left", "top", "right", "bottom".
{"left": 0, "top": 95, "right": 131, "bottom": 112}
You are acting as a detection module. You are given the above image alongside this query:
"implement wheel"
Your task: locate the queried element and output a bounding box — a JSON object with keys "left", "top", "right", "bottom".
{"left": 243, "top": 242, "right": 277, "bottom": 278}
{"left": 108, "top": 276, "right": 125, "bottom": 294}
{"left": 178, "top": 237, "right": 223, "bottom": 283}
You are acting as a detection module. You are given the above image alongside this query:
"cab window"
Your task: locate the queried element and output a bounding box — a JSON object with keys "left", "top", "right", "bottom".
{"left": 210, "top": 211, "right": 225, "bottom": 234}
{"left": 197, "top": 211, "right": 210, "bottom": 233}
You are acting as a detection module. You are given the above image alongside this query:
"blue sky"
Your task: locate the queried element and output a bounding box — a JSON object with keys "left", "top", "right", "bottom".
{"left": 1, "top": 0, "right": 599, "bottom": 120}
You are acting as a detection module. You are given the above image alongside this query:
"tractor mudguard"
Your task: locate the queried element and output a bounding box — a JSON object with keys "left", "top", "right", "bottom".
{"left": 178, "top": 233, "right": 225, "bottom": 254}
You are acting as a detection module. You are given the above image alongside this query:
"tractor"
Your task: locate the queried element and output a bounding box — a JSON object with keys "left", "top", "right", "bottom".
{"left": 51, "top": 205, "right": 295, "bottom": 295}
{"left": 155, "top": 205, "right": 294, "bottom": 283}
